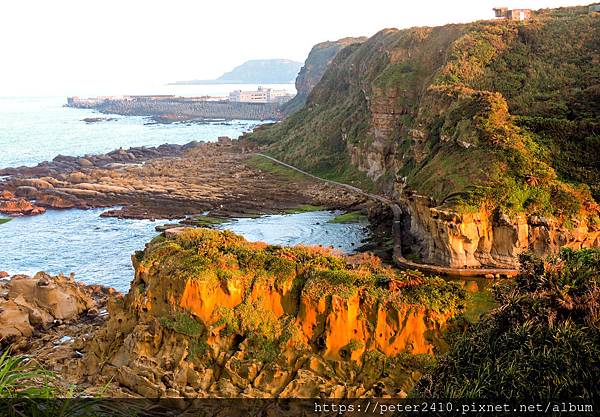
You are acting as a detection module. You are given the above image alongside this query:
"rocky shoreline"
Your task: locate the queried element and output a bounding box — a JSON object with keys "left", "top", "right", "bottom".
{"left": 0, "top": 229, "right": 465, "bottom": 398}
{"left": 0, "top": 140, "right": 369, "bottom": 221}
{"left": 0, "top": 272, "right": 114, "bottom": 394}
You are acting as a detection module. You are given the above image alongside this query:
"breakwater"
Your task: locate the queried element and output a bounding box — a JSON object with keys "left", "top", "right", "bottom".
{"left": 66, "top": 96, "right": 282, "bottom": 121}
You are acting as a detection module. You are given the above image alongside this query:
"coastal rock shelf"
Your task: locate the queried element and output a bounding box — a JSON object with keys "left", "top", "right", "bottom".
{"left": 0, "top": 141, "right": 367, "bottom": 219}
{"left": 0, "top": 141, "right": 200, "bottom": 216}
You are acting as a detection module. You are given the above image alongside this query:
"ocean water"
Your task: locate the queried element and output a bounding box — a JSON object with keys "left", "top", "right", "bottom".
{"left": 0, "top": 210, "right": 367, "bottom": 292}
{"left": 0, "top": 88, "right": 370, "bottom": 293}
{"left": 0, "top": 97, "right": 259, "bottom": 168}
{"left": 0, "top": 83, "right": 295, "bottom": 168}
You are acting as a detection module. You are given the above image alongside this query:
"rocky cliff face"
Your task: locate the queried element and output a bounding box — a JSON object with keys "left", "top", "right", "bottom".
{"left": 404, "top": 195, "right": 599, "bottom": 269}
{"left": 83, "top": 228, "right": 465, "bottom": 397}
{"left": 281, "top": 37, "right": 367, "bottom": 115}
{"left": 249, "top": 7, "right": 600, "bottom": 268}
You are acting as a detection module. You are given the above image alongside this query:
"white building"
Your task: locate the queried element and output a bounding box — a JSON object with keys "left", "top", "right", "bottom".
{"left": 229, "top": 86, "right": 293, "bottom": 104}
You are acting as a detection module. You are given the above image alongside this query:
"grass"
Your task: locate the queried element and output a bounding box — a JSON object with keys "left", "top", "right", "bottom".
{"left": 328, "top": 211, "right": 367, "bottom": 223}
{"left": 0, "top": 350, "right": 55, "bottom": 398}
{"left": 191, "top": 215, "right": 228, "bottom": 226}
{"left": 245, "top": 154, "right": 310, "bottom": 182}
{"left": 417, "top": 248, "right": 600, "bottom": 400}
{"left": 159, "top": 312, "right": 203, "bottom": 337}
{"left": 0, "top": 218, "right": 11, "bottom": 225}
{"left": 284, "top": 204, "right": 324, "bottom": 214}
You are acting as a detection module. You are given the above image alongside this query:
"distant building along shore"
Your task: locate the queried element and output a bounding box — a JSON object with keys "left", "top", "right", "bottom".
{"left": 228, "top": 86, "right": 293, "bottom": 104}
{"left": 66, "top": 86, "right": 293, "bottom": 121}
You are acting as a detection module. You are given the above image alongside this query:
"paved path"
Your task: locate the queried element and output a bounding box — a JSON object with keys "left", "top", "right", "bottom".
{"left": 254, "top": 153, "right": 518, "bottom": 277}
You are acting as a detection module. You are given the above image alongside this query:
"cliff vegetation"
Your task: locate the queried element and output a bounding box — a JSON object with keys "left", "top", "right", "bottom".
{"left": 248, "top": 7, "right": 599, "bottom": 223}
{"left": 417, "top": 248, "right": 600, "bottom": 400}
{"left": 84, "top": 228, "right": 466, "bottom": 397}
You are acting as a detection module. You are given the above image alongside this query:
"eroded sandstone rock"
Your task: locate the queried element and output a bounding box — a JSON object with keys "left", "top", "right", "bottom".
{"left": 83, "top": 228, "right": 465, "bottom": 397}
{"left": 403, "top": 195, "right": 600, "bottom": 268}
{"left": 0, "top": 272, "right": 95, "bottom": 340}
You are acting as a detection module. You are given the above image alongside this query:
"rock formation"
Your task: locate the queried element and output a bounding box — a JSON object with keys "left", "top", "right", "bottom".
{"left": 0, "top": 142, "right": 366, "bottom": 220}
{"left": 82, "top": 228, "right": 465, "bottom": 397}
{"left": 0, "top": 272, "right": 98, "bottom": 340}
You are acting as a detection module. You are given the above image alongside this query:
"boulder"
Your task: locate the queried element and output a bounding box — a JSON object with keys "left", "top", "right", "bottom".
{"left": 35, "top": 193, "right": 76, "bottom": 209}
{"left": 0, "top": 273, "right": 96, "bottom": 340}
{"left": 14, "top": 186, "right": 39, "bottom": 198}
{"left": 0, "top": 190, "right": 15, "bottom": 200}
{"left": 78, "top": 158, "right": 94, "bottom": 167}
{"left": 0, "top": 198, "right": 45, "bottom": 215}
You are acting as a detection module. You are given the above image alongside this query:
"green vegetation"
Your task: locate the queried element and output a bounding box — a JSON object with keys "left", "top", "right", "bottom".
{"left": 284, "top": 204, "right": 324, "bottom": 214}
{"left": 146, "top": 229, "right": 465, "bottom": 315}
{"left": 416, "top": 248, "right": 600, "bottom": 399}
{"left": 244, "top": 154, "right": 310, "bottom": 182}
{"left": 0, "top": 218, "right": 11, "bottom": 225}
{"left": 159, "top": 312, "right": 203, "bottom": 337}
{"left": 0, "top": 350, "right": 55, "bottom": 398}
{"left": 0, "top": 350, "right": 124, "bottom": 416}
{"left": 142, "top": 229, "right": 467, "bottom": 365}
{"left": 328, "top": 211, "right": 367, "bottom": 223}
{"left": 190, "top": 215, "right": 228, "bottom": 227}
{"left": 247, "top": 6, "right": 599, "bottom": 222}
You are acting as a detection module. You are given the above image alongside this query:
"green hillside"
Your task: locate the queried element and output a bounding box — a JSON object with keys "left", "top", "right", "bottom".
{"left": 248, "top": 6, "right": 599, "bottom": 222}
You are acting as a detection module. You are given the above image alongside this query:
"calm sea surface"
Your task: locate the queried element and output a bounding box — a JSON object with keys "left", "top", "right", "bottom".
{"left": 0, "top": 86, "right": 371, "bottom": 292}
{"left": 0, "top": 210, "right": 367, "bottom": 292}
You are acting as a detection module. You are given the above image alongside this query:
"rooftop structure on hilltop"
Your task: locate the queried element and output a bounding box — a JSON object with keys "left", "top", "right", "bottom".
{"left": 493, "top": 7, "right": 532, "bottom": 21}
{"left": 590, "top": 3, "right": 600, "bottom": 13}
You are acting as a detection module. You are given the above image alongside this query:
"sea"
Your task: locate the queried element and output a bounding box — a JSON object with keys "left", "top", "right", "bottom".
{"left": 0, "top": 85, "right": 369, "bottom": 291}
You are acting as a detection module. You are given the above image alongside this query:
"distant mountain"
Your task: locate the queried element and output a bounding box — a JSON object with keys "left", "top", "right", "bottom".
{"left": 171, "top": 59, "right": 302, "bottom": 85}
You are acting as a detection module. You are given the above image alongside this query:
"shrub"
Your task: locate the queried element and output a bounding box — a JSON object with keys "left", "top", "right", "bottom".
{"left": 416, "top": 248, "right": 600, "bottom": 399}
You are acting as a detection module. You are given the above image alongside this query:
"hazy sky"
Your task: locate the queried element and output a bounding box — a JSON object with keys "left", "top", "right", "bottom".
{"left": 0, "top": 0, "right": 588, "bottom": 96}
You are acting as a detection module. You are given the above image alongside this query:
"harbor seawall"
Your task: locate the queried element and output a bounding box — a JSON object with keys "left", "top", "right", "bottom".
{"left": 67, "top": 96, "right": 282, "bottom": 121}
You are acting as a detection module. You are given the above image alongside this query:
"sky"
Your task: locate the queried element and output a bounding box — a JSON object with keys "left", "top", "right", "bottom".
{"left": 0, "top": 0, "right": 589, "bottom": 96}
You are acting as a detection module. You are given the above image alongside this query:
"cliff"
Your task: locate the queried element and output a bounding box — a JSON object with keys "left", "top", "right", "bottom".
{"left": 281, "top": 37, "right": 367, "bottom": 115}
{"left": 248, "top": 7, "right": 600, "bottom": 269}
{"left": 172, "top": 59, "right": 303, "bottom": 85}
{"left": 83, "top": 228, "right": 465, "bottom": 397}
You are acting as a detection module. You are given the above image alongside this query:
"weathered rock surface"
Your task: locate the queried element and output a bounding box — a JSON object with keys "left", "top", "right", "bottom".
{"left": 0, "top": 197, "right": 45, "bottom": 216}
{"left": 403, "top": 195, "right": 600, "bottom": 269}
{"left": 0, "top": 141, "right": 366, "bottom": 220}
{"left": 0, "top": 273, "right": 115, "bottom": 393}
{"left": 0, "top": 272, "right": 97, "bottom": 340}
{"left": 82, "top": 228, "right": 464, "bottom": 397}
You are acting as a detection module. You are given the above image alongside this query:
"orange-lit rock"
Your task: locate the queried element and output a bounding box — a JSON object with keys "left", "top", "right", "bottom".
{"left": 84, "top": 228, "right": 465, "bottom": 397}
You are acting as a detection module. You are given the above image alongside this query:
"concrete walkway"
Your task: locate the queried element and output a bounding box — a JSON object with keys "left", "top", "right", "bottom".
{"left": 254, "top": 153, "right": 518, "bottom": 277}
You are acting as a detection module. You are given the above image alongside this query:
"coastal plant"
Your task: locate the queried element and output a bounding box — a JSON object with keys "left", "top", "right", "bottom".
{"left": 415, "top": 248, "right": 600, "bottom": 399}
{"left": 0, "top": 351, "right": 127, "bottom": 417}
{"left": 0, "top": 350, "right": 55, "bottom": 398}
{"left": 159, "top": 311, "right": 203, "bottom": 337}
